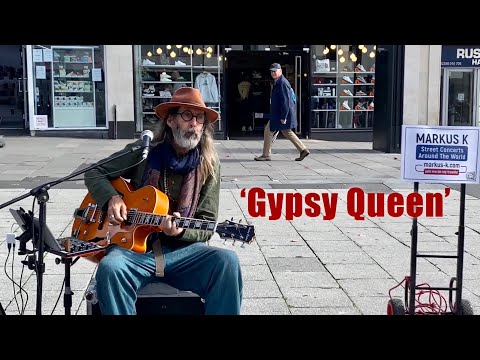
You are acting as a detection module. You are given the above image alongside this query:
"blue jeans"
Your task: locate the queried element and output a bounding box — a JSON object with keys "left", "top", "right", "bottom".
{"left": 95, "top": 242, "right": 243, "bottom": 315}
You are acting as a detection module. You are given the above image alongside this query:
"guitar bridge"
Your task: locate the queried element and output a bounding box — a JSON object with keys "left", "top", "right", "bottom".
{"left": 73, "top": 203, "right": 98, "bottom": 224}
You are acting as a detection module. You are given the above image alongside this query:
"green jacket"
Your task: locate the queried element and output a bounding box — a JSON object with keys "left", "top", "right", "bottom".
{"left": 84, "top": 140, "right": 220, "bottom": 243}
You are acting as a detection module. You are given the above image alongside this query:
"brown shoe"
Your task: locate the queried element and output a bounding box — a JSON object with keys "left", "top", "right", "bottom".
{"left": 254, "top": 155, "right": 271, "bottom": 161}
{"left": 295, "top": 149, "right": 310, "bottom": 161}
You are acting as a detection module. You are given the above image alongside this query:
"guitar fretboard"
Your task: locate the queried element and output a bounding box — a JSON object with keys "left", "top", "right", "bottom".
{"left": 127, "top": 210, "right": 217, "bottom": 232}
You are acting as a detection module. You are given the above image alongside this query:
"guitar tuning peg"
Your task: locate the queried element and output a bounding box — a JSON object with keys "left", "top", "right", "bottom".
{"left": 241, "top": 242, "right": 245, "bottom": 248}
{"left": 231, "top": 217, "right": 234, "bottom": 221}
{"left": 232, "top": 240, "right": 236, "bottom": 246}
{"left": 223, "top": 239, "right": 227, "bottom": 245}
{"left": 239, "top": 219, "right": 242, "bottom": 223}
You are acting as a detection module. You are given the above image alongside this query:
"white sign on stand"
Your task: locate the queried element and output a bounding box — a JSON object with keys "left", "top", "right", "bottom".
{"left": 33, "top": 115, "right": 48, "bottom": 129}
{"left": 401, "top": 125, "right": 480, "bottom": 184}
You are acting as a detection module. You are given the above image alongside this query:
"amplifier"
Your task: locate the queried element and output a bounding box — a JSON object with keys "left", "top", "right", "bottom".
{"left": 86, "top": 279, "right": 205, "bottom": 315}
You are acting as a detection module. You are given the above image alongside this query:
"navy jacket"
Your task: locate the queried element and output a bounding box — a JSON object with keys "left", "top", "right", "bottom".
{"left": 269, "top": 75, "right": 297, "bottom": 131}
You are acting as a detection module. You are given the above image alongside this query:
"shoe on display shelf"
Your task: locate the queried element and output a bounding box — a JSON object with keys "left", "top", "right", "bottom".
{"left": 143, "top": 58, "right": 156, "bottom": 65}
{"left": 355, "top": 64, "right": 366, "bottom": 72}
{"left": 355, "top": 76, "right": 367, "bottom": 84}
{"left": 340, "top": 100, "right": 351, "bottom": 110}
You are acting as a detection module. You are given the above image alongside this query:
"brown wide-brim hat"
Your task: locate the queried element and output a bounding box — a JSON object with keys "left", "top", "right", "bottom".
{"left": 154, "top": 87, "right": 219, "bottom": 123}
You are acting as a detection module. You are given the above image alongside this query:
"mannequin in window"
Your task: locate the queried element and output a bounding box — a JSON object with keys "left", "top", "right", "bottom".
{"left": 237, "top": 74, "right": 252, "bottom": 134}
{"left": 238, "top": 76, "right": 251, "bottom": 100}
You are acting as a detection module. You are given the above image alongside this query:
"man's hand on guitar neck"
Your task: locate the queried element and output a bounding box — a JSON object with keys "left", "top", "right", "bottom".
{"left": 108, "top": 195, "right": 128, "bottom": 225}
{"left": 161, "top": 212, "right": 184, "bottom": 237}
{"left": 107, "top": 194, "right": 184, "bottom": 237}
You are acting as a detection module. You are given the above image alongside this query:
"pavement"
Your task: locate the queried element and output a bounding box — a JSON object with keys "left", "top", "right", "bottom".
{"left": 0, "top": 135, "right": 479, "bottom": 315}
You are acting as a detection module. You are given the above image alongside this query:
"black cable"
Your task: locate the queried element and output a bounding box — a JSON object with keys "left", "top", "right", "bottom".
{"left": 3, "top": 251, "right": 28, "bottom": 315}
{"left": 18, "top": 256, "right": 29, "bottom": 315}
{"left": 8, "top": 223, "right": 24, "bottom": 313}
{"left": 51, "top": 277, "right": 65, "bottom": 315}
{"left": 11, "top": 249, "right": 21, "bottom": 314}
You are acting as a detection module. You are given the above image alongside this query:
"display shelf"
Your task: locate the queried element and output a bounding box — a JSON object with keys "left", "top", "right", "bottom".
{"left": 137, "top": 45, "right": 223, "bottom": 132}
{"left": 51, "top": 46, "right": 97, "bottom": 128}
{"left": 309, "top": 45, "right": 376, "bottom": 130}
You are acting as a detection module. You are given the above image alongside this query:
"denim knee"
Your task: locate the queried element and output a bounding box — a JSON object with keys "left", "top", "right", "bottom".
{"left": 214, "top": 248, "right": 241, "bottom": 273}
{"left": 95, "top": 247, "right": 127, "bottom": 282}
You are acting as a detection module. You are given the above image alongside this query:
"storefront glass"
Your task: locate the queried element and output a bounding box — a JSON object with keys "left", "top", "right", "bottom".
{"left": 440, "top": 46, "right": 480, "bottom": 127}
{"left": 310, "top": 45, "right": 376, "bottom": 130}
{"left": 134, "top": 45, "right": 223, "bottom": 133}
{"left": 30, "top": 45, "right": 106, "bottom": 130}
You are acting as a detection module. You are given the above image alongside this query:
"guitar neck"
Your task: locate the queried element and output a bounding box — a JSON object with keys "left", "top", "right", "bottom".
{"left": 128, "top": 211, "right": 217, "bottom": 232}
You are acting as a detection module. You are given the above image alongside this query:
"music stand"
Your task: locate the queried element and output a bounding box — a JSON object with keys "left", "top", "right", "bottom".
{"left": 9, "top": 207, "right": 104, "bottom": 315}
{"left": 0, "top": 143, "right": 143, "bottom": 315}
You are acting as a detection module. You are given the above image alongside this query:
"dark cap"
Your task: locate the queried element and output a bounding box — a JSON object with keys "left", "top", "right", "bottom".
{"left": 269, "top": 63, "right": 281, "bottom": 71}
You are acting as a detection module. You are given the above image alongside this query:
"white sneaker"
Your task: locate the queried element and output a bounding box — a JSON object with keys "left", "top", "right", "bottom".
{"left": 160, "top": 72, "right": 171, "bottom": 78}
{"left": 175, "top": 60, "right": 187, "bottom": 66}
{"left": 355, "top": 64, "right": 366, "bottom": 72}
{"left": 142, "top": 59, "right": 155, "bottom": 65}
{"left": 340, "top": 100, "right": 351, "bottom": 110}
{"left": 342, "top": 76, "right": 353, "bottom": 84}
{"left": 341, "top": 89, "right": 353, "bottom": 97}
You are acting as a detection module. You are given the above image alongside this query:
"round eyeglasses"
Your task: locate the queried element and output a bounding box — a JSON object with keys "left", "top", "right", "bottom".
{"left": 176, "top": 110, "right": 206, "bottom": 124}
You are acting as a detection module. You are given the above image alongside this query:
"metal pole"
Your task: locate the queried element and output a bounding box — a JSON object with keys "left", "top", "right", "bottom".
{"left": 408, "top": 181, "right": 419, "bottom": 315}
{"left": 455, "top": 184, "right": 466, "bottom": 314}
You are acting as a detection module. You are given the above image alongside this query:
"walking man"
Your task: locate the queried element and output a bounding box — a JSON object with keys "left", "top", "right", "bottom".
{"left": 254, "top": 63, "right": 309, "bottom": 161}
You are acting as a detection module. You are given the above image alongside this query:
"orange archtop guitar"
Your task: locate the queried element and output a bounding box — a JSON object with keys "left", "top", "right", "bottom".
{"left": 71, "top": 177, "right": 256, "bottom": 262}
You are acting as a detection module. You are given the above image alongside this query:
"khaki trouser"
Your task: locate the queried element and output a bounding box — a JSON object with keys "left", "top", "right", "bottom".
{"left": 262, "top": 121, "right": 306, "bottom": 157}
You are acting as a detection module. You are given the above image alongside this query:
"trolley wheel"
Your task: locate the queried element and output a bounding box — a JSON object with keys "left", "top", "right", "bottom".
{"left": 387, "top": 298, "right": 405, "bottom": 315}
{"left": 459, "top": 299, "right": 474, "bottom": 315}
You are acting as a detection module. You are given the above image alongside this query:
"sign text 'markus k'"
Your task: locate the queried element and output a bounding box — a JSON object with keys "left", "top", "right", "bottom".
{"left": 401, "top": 125, "right": 480, "bottom": 184}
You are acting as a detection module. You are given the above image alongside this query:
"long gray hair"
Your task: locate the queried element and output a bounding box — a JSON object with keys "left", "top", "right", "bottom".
{"left": 152, "top": 107, "right": 218, "bottom": 184}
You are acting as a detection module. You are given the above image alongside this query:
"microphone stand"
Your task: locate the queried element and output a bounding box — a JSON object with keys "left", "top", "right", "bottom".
{"left": 0, "top": 144, "right": 143, "bottom": 315}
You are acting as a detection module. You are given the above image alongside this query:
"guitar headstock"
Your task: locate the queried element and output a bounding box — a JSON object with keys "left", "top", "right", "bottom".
{"left": 216, "top": 218, "right": 256, "bottom": 246}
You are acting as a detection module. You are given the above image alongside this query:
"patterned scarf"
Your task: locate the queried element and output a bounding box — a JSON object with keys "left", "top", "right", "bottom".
{"left": 142, "top": 141, "right": 202, "bottom": 218}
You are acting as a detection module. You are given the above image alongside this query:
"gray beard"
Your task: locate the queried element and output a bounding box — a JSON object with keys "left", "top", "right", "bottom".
{"left": 171, "top": 126, "right": 201, "bottom": 150}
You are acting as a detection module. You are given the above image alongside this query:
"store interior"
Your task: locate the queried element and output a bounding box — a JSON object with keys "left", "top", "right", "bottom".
{"left": 225, "top": 50, "right": 309, "bottom": 138}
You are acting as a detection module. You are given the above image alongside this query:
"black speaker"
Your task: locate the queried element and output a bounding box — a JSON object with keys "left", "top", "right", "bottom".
{"left": 86, "top": 280, "right": 205, "bottom": 315}
{"left": 372, "top": 45, "right": 405, "bottom": 153}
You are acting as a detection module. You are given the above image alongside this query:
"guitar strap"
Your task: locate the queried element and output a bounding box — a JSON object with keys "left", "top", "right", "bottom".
{"left": 152, "top": 239, "right": 165, "bottom": 277}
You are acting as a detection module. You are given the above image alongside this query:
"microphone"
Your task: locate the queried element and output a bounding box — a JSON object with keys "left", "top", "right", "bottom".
{"left": 140, "top": 130, "right": 154, "bottom": 160}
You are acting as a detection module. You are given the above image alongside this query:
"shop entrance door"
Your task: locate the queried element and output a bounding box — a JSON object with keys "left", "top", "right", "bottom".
{"left": 0, "top": 45, "right": 28, "bottom": 130}
{"left": 441, "top": 69, "right": 476, "bottom": 126}
{"left": 224, "top": 50, "right": 309, "bottom": 138}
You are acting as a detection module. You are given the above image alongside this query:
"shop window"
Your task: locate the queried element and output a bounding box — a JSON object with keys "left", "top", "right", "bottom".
{"left": 134, "top": 45, "right": 223, "bottom": 133}
{"left": 30, "top": 45, "right": 106, "bottom": 130}
{"left": 310, "top": 45, "right": 376, "bottom": 130}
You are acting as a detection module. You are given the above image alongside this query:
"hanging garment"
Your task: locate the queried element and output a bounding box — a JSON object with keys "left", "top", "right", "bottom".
{"left": 194, "top": 72, "right": 219, "bottom": 103}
